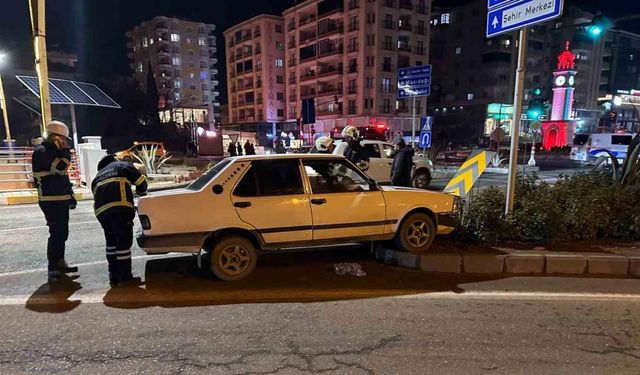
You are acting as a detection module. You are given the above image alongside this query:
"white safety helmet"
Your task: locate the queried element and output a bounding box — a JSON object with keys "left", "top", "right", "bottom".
{"left": 46, "top": 121, "right": 70, "bottom": 139}
{"left": 315, "top": 136, "right": 334, "bottom": 152}
{"left": 341, "top": 125, "right": 359, "bottom": 140}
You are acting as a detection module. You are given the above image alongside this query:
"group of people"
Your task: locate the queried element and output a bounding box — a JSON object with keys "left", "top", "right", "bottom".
{"left": 227, "top": 140, "right": 256, "bottom": 156}
{"left": 312, "top": 125, "right": 414, "bottom": 187}
{"left": 33, "top": 121, "right": 147, "bottom": 286}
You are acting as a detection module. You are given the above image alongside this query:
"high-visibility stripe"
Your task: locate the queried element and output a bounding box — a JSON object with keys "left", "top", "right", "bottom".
{"left": 50, "top": 157, "right": 70, "bottom": 175}
{"left": 92, "top": 177, "right": 130, "bottom": 196}
{"left": 38, "top": 194, "right": 72, "bottom": 202}
{"left": 116, "top": 255, "right": 132, "bottom": 260}
{"left": 106, "top": 251, "right": 118, "bottom": 256}
{"left": 119, "top": 180, "right": 126, "bottom": 204}
{"left": 115, "top": 250, "right": 131, "bottom": 255}
{"left": 134, "top": 175, "right": 146, "bottom": 186}
{"left": 94, "top": 201, "right": 134, "bottom": 216}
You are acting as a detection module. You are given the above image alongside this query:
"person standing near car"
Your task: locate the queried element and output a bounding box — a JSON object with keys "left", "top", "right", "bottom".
{"left": 390, "top": 138, "right": 414, "bottom": 187}
{"left": 227, "top": 142, "right": 237, "bottom": 156}
{"left": 236, "top": 142, "right": 243, "bottom": 156}
{"left": 32, "top": 121, "right": 78, "bottom": 282}
{"left": 311, "top": 136, "right": 335, "bottom": 154}
{"left": 341, "top": 125, "right": 370, "bottom": 171}
{"left": 92, "top": 155, "right": 148, "bottom": 287}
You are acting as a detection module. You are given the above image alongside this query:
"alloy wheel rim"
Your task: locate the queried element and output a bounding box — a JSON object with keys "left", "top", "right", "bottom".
{"left": 407, "top": 220, "right": 430, "bottom": 247}
{"left": 219, "top": 245, "right": 251, "bottom": 275}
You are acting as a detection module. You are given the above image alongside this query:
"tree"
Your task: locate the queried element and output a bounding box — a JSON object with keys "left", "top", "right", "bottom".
{"left": 141, "top": 63, "right": 161, "bottom": 129}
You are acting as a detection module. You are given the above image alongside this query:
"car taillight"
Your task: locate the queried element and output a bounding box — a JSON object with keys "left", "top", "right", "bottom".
{"left": 139, "top": 215, "right": 151, "bottom": 230}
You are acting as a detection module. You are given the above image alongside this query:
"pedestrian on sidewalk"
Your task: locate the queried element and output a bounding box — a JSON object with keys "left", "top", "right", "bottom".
{"left": 236, "top": 142, "right": 243, "bottom": 156}
{"left": 390, "top": 137, "right": 414, "bottom": 187}
{"left": 32, "top": 121, "right": 78, "bottom": 283}
{"left": 92, "top": 154, "right": 148, "bottom": 287}
{"left": 227, "top": 142, "right": 237, "bottom": 156}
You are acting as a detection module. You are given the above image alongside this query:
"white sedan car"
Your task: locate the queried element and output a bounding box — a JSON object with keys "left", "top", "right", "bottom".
{"left": 136, "top": 154, "right": 456, "bottom": 281}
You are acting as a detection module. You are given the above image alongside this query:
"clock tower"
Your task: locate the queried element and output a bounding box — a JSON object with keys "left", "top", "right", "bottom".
{"left": 542, "top": 42, "right": 578, "bottom": 150}
{"left": 550, "top": 41, "right": 577, "bottom": 121}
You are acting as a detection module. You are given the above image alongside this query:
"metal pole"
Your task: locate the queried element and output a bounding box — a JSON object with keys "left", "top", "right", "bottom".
{"left": 0, "top": 73, "right": 12, "bottom": 153}
{"left": 411, "top": 96, "right": 416, "bottom": 147}
{"left": 505, "top": 27, "right": 528, "bottom": 215}
{"left": 29, "top": 0, "right": 51, "bottom": 136}
{"left": 70, "top": 104, "right": 78, "bottom": 147}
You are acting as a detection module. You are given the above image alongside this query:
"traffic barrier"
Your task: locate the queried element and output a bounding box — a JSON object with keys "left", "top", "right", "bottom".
{"left": 443, "top": 150, "right": 496, "bottom": 198}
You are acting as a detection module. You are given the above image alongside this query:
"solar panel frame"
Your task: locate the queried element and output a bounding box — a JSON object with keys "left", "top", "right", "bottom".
{"left": 15, "top": 75, "right": 120, "bottom": 109}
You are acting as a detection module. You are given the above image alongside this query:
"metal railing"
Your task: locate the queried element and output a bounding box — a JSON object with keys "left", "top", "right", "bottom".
{"left": 0, "top": 147, "right": 80, "bottom": 190}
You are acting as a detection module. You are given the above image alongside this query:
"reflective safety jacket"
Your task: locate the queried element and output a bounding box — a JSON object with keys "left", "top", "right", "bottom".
{"left": 91, "top": 161, "right": 147, "bottom": 219}
{"left": 32, "top": 140, "right": 73, "bottom": 202}
{"left": 344, "top": 142, "right": 370, "bottom": 171}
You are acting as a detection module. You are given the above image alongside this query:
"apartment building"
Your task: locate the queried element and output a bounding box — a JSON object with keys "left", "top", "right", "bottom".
{"left": 126, "top": 16, "right": 220, "bottom": 125}
{"left": 224, "top": 14, "right": 286, "bottom": 125}
{"left": 283, "top": 0, "right": 432, "bottom": 135}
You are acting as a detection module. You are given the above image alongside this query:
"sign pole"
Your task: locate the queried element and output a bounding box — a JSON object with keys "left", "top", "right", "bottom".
{"left": 505, "top": 27, "right": 528, "bottom": 215}
{"left": 411, "top": 96, "right": 416, "bottom": 147}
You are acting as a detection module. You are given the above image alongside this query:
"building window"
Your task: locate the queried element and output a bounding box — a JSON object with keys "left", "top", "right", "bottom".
{"left": 441, "top": 13, "right": 451, "bottom": 24}
{"left": 136, "top": 63, "right": 143, "bottom": 73}
{"left": 366, "top": 35, "right": 375, "bottom": 46}
{"left": 630, "top": 54, "right": 635, "bottom": 61}
{"left": 187, "top": 27, "right": 193, "bottom": 33}
{"left": 277, "top": 92, "right": 284, "bottom": 100}
{"left": 383, "top": 99, "right": 390, "bottom": 113}
{"left": 188, "top": 50, "right": 194, "bottom": 56}
{"left": 170, "top": 33, "right": 180, "bottom": 42}
{"left": 189, "top": 72, "right": 195, "bottom": 79}
{"left": 382, "top": 78, "right": 391, "bottom": 93}
{"left": 200, "top": 71, "right": 208, "bottom": 80}
{"left": 149, "top": 38, "right": 154, "bottom": 45}
{"left": 503, "top": 39, "right": 511, "bottom": 47}
{"left": 384, "top": 14, "right": 393, "bottom": 29}
{"left": 348, "top": 100, "right": 356, "bottom": 114}
{"left": 198, "top": 37, "right": 206, "bottom": 46}
{"left": 276, "top": 42, "right": 284, "bottom": 51}
{"left": 172, "top": 56, "right": 181, "bottom": 65}
{"left": 467, "top": 93, "right": 474, "bottom": 101}
{"left": 275, "top": 24, "right": 283, "bottom": 33}
{"left": 367, "top": 12, "right": 376, "bottom": 24}
{"left": 348, "top": 79, "right": 356, "bottom": 94}
{"left": 200, "top": 61, "right": 207, "bottom": 68}
{"left": 277, "top": 109, "right": 285, "bottom": 117}
{"left": 190, "top": 84, "right": 196, "bottom": 90}
{"left": 275, "top": 58, "right": 284, "bottom": 67}
{"left": 186, "top": 38, "right": 192, "bottom": 45}
{"left": 455, "top": 46, "right": 462, "bottom": 54}
{"left": 174, "top": 80, "right": 182, "bottom": 89}
{"left": 276, "top": 75, "right": 284, "bottom": 84}
{"left": 383, "top": 36, "right": 393, "bottom": 50}
{"left": 366, "top": 56, "right": 374, "bottom": 67}
{"left": 175, "top": 92, "right": 181, "bottom": 101}
{"left": 142, "top": 37, "right": 148, "bottom": 48}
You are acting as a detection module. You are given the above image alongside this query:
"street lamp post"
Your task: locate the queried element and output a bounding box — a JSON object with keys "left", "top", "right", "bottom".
{"left": 0, "top": 52, "right": 12, "bottom": 152}
{"left": 28, "top": 0, "right": 52, "bottom": 136}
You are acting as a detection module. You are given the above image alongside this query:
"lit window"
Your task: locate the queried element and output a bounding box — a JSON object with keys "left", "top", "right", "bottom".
{"left": 467, "top": 93, "right": 474, "bottom": 101}
{"left": 455, "top": 46, "right": 462, "bottom": 54}
{"left": 149, "top": 38, "right": 154, "bottom": 45}
{"left": 186, "top": 38, "right": 192, "bottom": 44}
{"left": 172, "top": 56, "right": 181, "bottom": 65}
{"left": 630, "top": 54, "right": 635, "bottom": 61}
{"left": 136, "top": 63, "right": 143, "bottom": 73}
{"left": 170, "top": 33, "right": 180, "bottom": 42}
{"left": 441, "top": 13, "right": 451, "bottom": 24}
{"left": 504, "top": 39, "right": 511, "bottom": 47}
{"left": 142, "top": 37, "right": 148, "bottom": 48}
{"left": 200, "top": 71, "right": 208, "bottom": 80}
{"left": 198, "top": 37, "right": 206, "bottom": 46}
{"left": 275, "top": 58, "right": 284, "bottom": 67}
{"left": 175, "top": 92, "right": 181, "bottom": 101}
{"left": 189, "top": 73, "right": 195, "bottom": 79}
{"left": 174, "top": 80, "right": 182, "bottom": 89}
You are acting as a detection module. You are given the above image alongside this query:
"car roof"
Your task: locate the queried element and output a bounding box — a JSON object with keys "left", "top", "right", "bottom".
{"left": 231, "top": 153, "right": 345, "bottom": 162}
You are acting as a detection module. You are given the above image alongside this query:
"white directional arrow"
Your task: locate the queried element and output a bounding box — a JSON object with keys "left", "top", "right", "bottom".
{"left": 492, "top": 16, "right": 499, "bottom": 28}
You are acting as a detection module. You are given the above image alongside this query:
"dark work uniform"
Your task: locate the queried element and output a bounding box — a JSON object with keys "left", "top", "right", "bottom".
{"left": 344, "top": 141, "right": 370, "bottom": 171}
{"left": 92, "top": 161, "right": 147, "bottom": 284}
{"left": 32, "top": 140, "right": 75, "bottom": 272}
{"left": 390, "top": 146, "right": 415, "bottom": 187}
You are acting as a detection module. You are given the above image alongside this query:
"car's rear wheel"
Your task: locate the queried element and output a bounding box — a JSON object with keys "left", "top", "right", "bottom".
{"left": 395, "top": 212, "right": 436, "bottom": 254}
{"left": 209, "top": 235, "right": 257, "bottom": 281}
{"left": 412, "top": 169, "right": 432, "bottom": 189}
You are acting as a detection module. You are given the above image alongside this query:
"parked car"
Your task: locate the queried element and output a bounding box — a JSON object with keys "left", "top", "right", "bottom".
{"left": 333, "top": 139, "right": 434, "bottom": 188}
{"left": 115, "top": 141, "right": 166, "bottom": 162}
{"left": 136, "top": 154, "right": 456, "bottom": 281}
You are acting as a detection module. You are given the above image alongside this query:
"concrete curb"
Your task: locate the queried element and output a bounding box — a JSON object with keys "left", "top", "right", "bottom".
{"left": 0, "top": 190, "right": 93, "bottom": 205}
{"left": 372, "top": 246, "right": 639, "bottom": 278}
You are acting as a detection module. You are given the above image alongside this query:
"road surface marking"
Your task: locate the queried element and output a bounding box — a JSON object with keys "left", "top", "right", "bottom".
{"left": 0, "top": 221, "right": 98, "bottom": 233}
{"left": 0, "top": 290, "right": 638, "bottom": 307}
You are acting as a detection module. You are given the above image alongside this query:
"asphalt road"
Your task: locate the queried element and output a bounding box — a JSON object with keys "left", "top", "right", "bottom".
{"left": 0, "top": 187, "right": 639, "bottom": 374}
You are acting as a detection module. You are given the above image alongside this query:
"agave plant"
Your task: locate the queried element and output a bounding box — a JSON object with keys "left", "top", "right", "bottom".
{"left": 593, "top": 133, "right": 640, "bottom": 185}
{"left": 490, "top": 153, "right": 508, "bottom": 168}
{"left": 133, "top": 144, "right": 172, "bottom": 174}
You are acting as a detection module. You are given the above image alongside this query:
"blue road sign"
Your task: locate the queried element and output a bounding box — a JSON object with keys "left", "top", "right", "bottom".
{"left": 419, "top": 117, "right": 433, "bottom": 148}
{"left": 398, "top": 65, "right": 432, "bottom": 98}
{"left": 488, "top": 0, "right": 517, "bottom": 9}
{"left": 486, "top": 0, "right": 563, "bottom": 38}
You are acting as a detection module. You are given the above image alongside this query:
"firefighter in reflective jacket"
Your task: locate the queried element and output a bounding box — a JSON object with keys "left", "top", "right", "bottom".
{"left": 32, "top": 121, "right": 78, "bottom": 282}
{"left": 92, "top": 154, "right": 147, "bottom": 287}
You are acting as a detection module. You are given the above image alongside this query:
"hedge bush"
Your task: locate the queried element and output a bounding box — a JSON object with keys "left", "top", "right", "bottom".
{"left": 455, "top": 170, "right": 640, "bottom": 244}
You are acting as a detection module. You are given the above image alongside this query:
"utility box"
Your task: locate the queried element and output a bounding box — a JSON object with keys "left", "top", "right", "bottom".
{"left": 82, "top": 148, "right": 107, "bottom": 186}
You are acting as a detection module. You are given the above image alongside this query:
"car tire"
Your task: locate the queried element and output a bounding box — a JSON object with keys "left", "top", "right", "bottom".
{"left": 209, "top": 235, "right": 257, "bottom": 281}
{"left": 412, "top": 169, "right": 432, "bottom": 189}
{"left": 395, "top": 212, "right": 436, "bottom": 254}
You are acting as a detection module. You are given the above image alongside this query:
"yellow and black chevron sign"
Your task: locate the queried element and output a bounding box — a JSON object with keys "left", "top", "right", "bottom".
{"left": 443, "top": 151, "right": 496, "bottom": 197}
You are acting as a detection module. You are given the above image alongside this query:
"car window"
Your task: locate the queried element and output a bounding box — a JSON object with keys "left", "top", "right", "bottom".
{"left": 573, "top": 134, "right": 589, "bottom": 145}
{"left": 612, "top": 135, "right": 632, "bottom": 145}
{"left": 303, "top": 159, "right": 373, "bottom": 194}
{"left": 186, "top": 158, "right": 232, "bottom": 191}
{"left": 364, "top": 144, "right": 381, "bottom": 158}
{"left": 234, "top": 159, "right": 304, "bottom": 197}
{"left": 382, "top": 144, "right": 394, "bottom": 158}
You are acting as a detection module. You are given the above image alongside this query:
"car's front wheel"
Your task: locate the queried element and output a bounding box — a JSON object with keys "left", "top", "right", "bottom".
{"left": 209, "top": 235, "right": 257, "bottom": 281}
{"left": 395, "top": 212, "right": 436, "bottom": 254}
{"left": 412, "top": 169, "right": 432, "bottom": 189}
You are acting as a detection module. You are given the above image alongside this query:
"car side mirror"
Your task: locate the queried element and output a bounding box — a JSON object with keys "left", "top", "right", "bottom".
{"left": 212, "top": 184, "right": 223, "bottom": 195}
{"left": 368, "top": 178, "right": 379, "bottom": 191}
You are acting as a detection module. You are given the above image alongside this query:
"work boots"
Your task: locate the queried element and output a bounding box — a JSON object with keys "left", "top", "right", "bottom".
{"left": 57, "top": 259, "right": 78, "bottom": 273}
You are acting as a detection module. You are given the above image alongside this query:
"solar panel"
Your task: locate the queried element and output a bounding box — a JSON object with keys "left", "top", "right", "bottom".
{"left": 16, "top": 76, "right": 72, "bottom": 104}
{"left": 50, "top": 79, "right": 97, "bottom": 105}
{"left": 73, "top": 82, "right": 120, "bottom": 108}
{"left": 15, "top": 75, "right": 120, "bottom": 109}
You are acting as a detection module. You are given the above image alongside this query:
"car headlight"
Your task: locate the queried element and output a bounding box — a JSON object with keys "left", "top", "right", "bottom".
{"left": 139, "top": 215, "right": 151, "bottom": 230}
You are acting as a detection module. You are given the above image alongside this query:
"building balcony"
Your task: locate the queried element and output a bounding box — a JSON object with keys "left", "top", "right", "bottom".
{"left": 347, "top": 44, "right": 358, "bottom": 53}
{"left": 398, "top": 23, "right": 413, "bottom": 32}
{"left": 318, "top": 45, "right": 343, "bottom": 58}
{"left": 156, "top": 24, "right": 169, "bottom": 33}
{"left": 347, "top": 22, "right": 359, "bottom": 32}
{"left": 397, "top": 45, "right": 412, "bottom": 52}
{"left": 318, "top": 108, "right": 343, "bottom": 116}
{"left": 301, "top": 88, "right": 316, "bottom": 98}
{"left": 347, "top": 86, "right": 357, "bottom": 95}
{"left": 399, "top": 0, "right": 413, "bottom": 10}
{"left": 318, "top": 65, "right": 343, "bottom": 78}
{"left": 288, "top": 41, "right": 297, "bottom": 49}
{"left": 318, "top": 24, "right": 343, "bottom": 38}
{"left": 299, "top": 15, "right": 316, "bottom": 27}
{"left": 317, "top": 87, "right": 340, "bottom": 96}
{"left": 299, "top": 31, "right": 317, "bottom": 44}
{"left": 300, "top": 72, "right": 317, "bottom": 82}
{"left": 346, "top": 64, "right": 357, "bottom": 74}
{"left": 383, "top": 43, "right": 394, "bottom": 51}
{"left": 242, "top": 33, "right": 252, "bottom": 42}
{"left": 300, "top": 54, "right": 316, "bottom": 64}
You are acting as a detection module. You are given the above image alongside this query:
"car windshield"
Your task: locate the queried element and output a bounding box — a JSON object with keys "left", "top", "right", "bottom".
{"left": 611, "top": 135, "right": 632, "bottom": 145}
{"left": 573, "top": 134, "right": 589, "bottom": 145}
{"left": 186, "top": 159, "right": 232, "bottom": 191}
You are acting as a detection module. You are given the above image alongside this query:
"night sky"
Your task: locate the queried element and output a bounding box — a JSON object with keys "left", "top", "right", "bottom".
{"left": 0, "top": 0, "right": 639, "bottom": 105}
